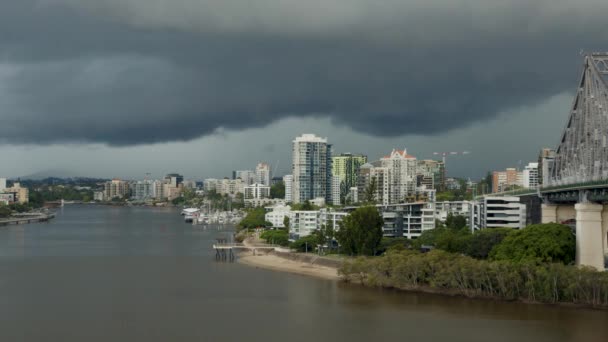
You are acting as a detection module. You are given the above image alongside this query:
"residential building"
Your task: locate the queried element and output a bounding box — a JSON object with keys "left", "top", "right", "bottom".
{"left": 255, "top": 163, "right": 271, "bottom": 186}
{"left": 0, "top": 178, "right": 6, "bottom": 192}
{"left": 292, "top": 134, "right": 332, "bottom": 204}
{"left": 348, "top": 187, "right": 358, "bottom": 204}
{"left": 218, "top": 178, "right": 244, "bottom": 196}
{"left": 318, "top": 208, "right": 348, "bottom": 231}
{"left": 476, "top": 196, "right": 526, "bottom": 229}
{"left": 104, "top": 179, "right": 130, "bottom": 200}
{"left": 0, "top": 193, "right": 15, "bottom": 205}
{"left": 380, "top": 149, "right": 417, "bottom": 204}
{"left": 182, "top": 180, "right": 197, "bottom": 189}
{"left": 264, "top": 204, "right": 292, "bottom": 228}
{"left": 245, "top": 198, "right": 285, "bottom": 208}
{"left": 332, "top": 153, "right": 367, "bottom": 203}
{"left": 132, "top": 180, "right": 154, "bottom": 201}
{"left": 289, "top": 211, "right": 320, "bottom": 240}
{"left": 93, "top": 191, "right": 105, "bottom": 202}
{"left": 492, "top": 168, "right": 523, "bottom": 193}
{"left": 164, "top": 173, "right": 184, "bottom": 188}
{"left": 522, "top": 162, "right": 539, "bottom": 189}
{"left": 417, "top": 160, "right": 445, "bottom": 191}
{"left": 538, "top": 148, "right": 556, "bottom": 186}
{"left": 235, "top": 170, "right": 256, "bottom": 185}
{"left": 244, "top": 183, "right": 271, "bottom": 200}
{"left": 3, "top": 182, "right": 29, "bottom": 204}
{"left": 435, "top": 201, "right": 472, "bottom": 222}
{"left": 283, "top": 175, "right": 293, "bottom": 202}
{"left": 331, "top": 175, "right": 341, "bottom": 206}
{"left": 343, "top": 202, "right": 435, "bottom": 239}
{"left": 357, "top": 163, "right": 390, "bottom": 205}
{"left": 445, "top": 178, "right": 462, "bottom": 190}
{"left": 153, "top": 180, "right": 165, "bottom": 200}
{"left": 203, "top": 179, "right": 220, "bottom": 193}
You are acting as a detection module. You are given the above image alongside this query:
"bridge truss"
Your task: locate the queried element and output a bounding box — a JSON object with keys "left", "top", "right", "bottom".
{"left": 550, "top": 53, "right": 608, "bottom": 186}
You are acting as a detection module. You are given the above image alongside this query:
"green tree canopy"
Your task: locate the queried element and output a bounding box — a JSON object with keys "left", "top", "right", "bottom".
{"left": 0, "top": 204, "right": 12, "bottom": 218}
{"left": 238, "top": 207, "right": 271, "bottom": 231}
{"left": 445, "top": 213, "right": 467, "bottom": 230}
{"left": 260, "top": 229, "right": 289, "bottom": 246}
{"left": 336, "top": 206, "right": 384, "bottom": 256}
{"left": 466, "top": 228, "right": 513, "bottom": 259}
{"left": 290, "top": 235, "right": 319, "bottom": 252}
{"left": 489, "top": 223, "right": 575, "bottom": 264}
{"left": 270, "top": 181, "right": 285, "bottom": 199}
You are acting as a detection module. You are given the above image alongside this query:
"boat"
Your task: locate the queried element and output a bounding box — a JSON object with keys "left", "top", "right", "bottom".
{"left": 181, "top": 208, "right": 200, "bottom": 216}
{"left": 182, "top": 208, "right": 200, "bottom": 223}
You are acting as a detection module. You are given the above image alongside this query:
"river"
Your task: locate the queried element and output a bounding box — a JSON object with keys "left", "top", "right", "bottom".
{"left": 0, "top": 205, "right": 606, "bottom": 342}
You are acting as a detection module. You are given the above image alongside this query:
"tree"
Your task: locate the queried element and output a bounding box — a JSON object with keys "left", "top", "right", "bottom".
{"left": 0, "top": 204, "right": 11, "bottom": 218}
{"left": 270, "top": 181, "right": 285, "bottom": 199}
{"left": 283, "top": 216, "right": 290, "bottom": 230}
{"left": 489, "top": 223, "right": 575, "bottom": 264}
{"left": 336, "top": 206, "right": 384, "bottom": 256}
{"left": 238, "top": 207, "right": 271, "bottom": 231}
{"left": 364, "top": 177, "right": 377, "bottom": 204}
{"left": 466, "top": 228, "right": 512, "bottom": 259}
{"left": 445, "top": 213, "right": 467, "bottom": 230}
{"left": 260, "top": 230, "right": 289, "bottom": 246}
{"left": 290, "top": 235, "right": 319, "bottom": 252}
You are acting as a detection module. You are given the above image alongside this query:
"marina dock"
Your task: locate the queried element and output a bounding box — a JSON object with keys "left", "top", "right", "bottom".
{"left": 0, "top": 213, "right": 56, "bottom": 227}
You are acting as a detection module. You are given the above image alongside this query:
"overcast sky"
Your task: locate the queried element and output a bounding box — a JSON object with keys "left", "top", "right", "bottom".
{"left": 1, "top": 1, "right": 605, "bottom": 180}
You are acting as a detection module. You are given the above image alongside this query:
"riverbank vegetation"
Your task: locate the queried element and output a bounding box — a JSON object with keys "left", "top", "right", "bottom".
{"left": 341, "top": 221, "right": 608, "bottom": 308}
{"left": 340, "top": 249, "right": 608, "bottom": 308}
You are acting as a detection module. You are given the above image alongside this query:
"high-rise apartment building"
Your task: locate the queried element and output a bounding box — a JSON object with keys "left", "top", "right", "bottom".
{"left": 235, "top": 170, "right": 256, "bottom": 185}
{"left": 380, "top": 149, "right": 417, "bottom": 204}
{"left": 0, "top": 178, "right": 6, "bottom": 192}
{"left": 255, "top": 163, "right": 271, "bottom": 186}
{"left": 104, "top": 179, "right": 130, "bottom": 200}
{"left": 538, "top": 148, "right": 556, "bottom": 186}
{"left": 164, "top": 173, "right": 184, "bottom": 188}
{"left": 417, "top": 160, "right": 445, "bottom": 191}
{"left": 332, "top": 153, "right": 367, "bottom": 204}
{"left": 331, "top": 175, "right": 341, "bottom": 206}
{"left": 522, "top": 162, "right": 539, "bottom": 189}
{"left": 357, "top": 163, "right": 390, "bottom": 205}
{"left": 492, "top": 168, "right": 523, "bottom": 193}
{"left": 283, "top": 175, "right": 293, "bottom": 202}
{"left": 132, "top": 180, "right": 154, "bottom": 200}
{"left": 292, "top": 134, "right": 332, "bottom": 204}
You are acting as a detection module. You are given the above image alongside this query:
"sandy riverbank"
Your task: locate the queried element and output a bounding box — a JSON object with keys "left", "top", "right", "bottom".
{"left": 238, "top": 252, "right": 341, "bottom": 281}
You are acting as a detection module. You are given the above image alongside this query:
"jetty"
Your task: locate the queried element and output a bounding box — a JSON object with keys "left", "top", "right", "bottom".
{"left": 213, "top": 239, "right": 280, "bottom": 262}
{"left": 0, "top": 213, "right": 56, "bottom": 227}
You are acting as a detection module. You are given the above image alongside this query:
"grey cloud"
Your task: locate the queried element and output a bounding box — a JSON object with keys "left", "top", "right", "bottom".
{"left": 0, "top": 0, "right": 606, "bottom": 146}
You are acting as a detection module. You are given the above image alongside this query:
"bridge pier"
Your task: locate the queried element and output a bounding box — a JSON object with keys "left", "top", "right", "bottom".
{"left": 541, "top": 202, "right": 606, "bottom": 270}
{"left": 575, "top": 203, "right": 605, "bottom": 270}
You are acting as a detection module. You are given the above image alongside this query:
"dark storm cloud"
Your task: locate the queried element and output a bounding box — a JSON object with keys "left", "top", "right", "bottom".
{"left": 0, "top": 0, "right": 607, "bottom": 145}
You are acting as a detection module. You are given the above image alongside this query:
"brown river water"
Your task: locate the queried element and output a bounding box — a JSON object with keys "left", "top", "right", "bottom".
{"left": 0, "top": 205, "right": 606, "bottom": 342}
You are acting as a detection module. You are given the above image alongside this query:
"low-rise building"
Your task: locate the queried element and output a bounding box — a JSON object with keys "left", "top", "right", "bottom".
{"left": 377, "top": 202, "right": 435, "bottom": 239}
{"left": 244, "top": 183, "right": 270, "bottom": 200}
{"left": 5, "top": 183, "right": 29, "bottom": 204}
{"left": 265, "top": 204, "right": 292, "bottom": 228}
{"left": 475, "top": 196, "right": 526, "bottom": 229}
{"left": 435, "top": 201, "right": 472, "bottom": 222}
{"left": 93, "top": 191, "right": 105, "bottom": 202}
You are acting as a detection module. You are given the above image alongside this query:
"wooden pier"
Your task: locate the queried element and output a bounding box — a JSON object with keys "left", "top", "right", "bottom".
{"left": 213, "top": 239, "right": 280, "bottom": 262}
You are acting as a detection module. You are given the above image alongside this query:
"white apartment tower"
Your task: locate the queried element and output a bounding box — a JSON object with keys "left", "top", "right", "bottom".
{"left": 380, "top": 149, "right": 417, "bottom": 204}
{"left": 292, "top": 134, "right": 332, "bottom": 204}
{"left": 523, "top": 162, "right": 539, "bottom": 189}
{"left": 283, "top": 175, "right": 293, "bottom": 202}
{"left": 331, "top": 175, "right": 341, "bottom": 206}
{"left": 255, "top": 163, "right": 271, "bottom": 186}
{"left": 0, "top": 178, "right": 6, "bottom": 192}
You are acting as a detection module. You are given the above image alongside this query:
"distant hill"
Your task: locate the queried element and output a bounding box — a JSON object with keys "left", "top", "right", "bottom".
{"left": 19, "top": 169, "right": 87, "bottom": 180}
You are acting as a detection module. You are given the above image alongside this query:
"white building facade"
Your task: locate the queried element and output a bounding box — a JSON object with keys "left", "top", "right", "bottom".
{"left": 255, "top": 163, "right": 271, "bottom": 186}
{"left": 292, "top": 134, "right": 332, "bottom": 204}
{"left": 523, "top": 162, "right": 539, "bottom": 189}
{"left": 283, "top": 175, "right": 293, "bottom": 202}
{"left": 244, "top": 183, "right": 271, "bottom": 200}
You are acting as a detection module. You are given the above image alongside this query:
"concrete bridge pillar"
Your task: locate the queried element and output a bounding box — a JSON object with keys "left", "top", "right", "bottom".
{"left": 541, "top": 204, "right": 558, "bottom": 223}
{"left": 575, "top": 203, "right": 605, "bottom": 270}
{"left": 603, "top": 206, "right": 608, "bottom": 257}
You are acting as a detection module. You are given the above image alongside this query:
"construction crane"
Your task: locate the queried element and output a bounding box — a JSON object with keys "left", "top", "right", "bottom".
{"left": 431, "top": 151, "right": 471, "bottom": 189}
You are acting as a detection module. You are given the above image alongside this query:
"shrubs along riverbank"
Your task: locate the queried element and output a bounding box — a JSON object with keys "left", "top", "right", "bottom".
{"left": 340, "top": 249, "right": 608, "bottom": 308}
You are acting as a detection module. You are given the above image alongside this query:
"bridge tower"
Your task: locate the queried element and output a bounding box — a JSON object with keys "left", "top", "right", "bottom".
{"left": 543, "top": 53, "right": 608, "bottom": 270}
